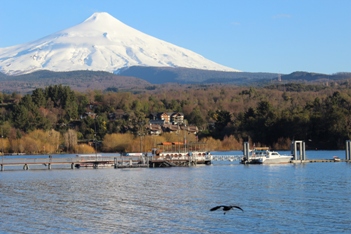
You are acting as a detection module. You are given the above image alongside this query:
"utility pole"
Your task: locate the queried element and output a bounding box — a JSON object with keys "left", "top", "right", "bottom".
{"left": 184, "top": 124, "right": 187, "bottom": 153}
{"left": 139, "top": 133, "right": 142, "bottom": 152}
{"left": 1, "top": 122, "right": 4, "bottom": 167}
{"left": 94, "top": 114, "right": 98, "bottom": 161}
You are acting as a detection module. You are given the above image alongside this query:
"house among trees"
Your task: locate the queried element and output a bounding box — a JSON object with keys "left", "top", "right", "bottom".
{"left": 81, "top": 112, "right": 97, "bottom": 119}
{"left": 162, "top": 123, "right": 180, "bottom": 133}
{"left": 149, "top": 112, "right": 167, "bottom": 125}
{"left": 186, "top": 125, "right": 199, "bottom": 134}
{"left": 149, "top": 112, "right": 184, "bottom": 125}
{"left": 171, "top": 112, "right": 184, "bottom": 124}
{"left": 148, "top": 124, "right": 162, "bottom": 135}
{"left": 147, "top": 112, "right": 197, "bottom": 135}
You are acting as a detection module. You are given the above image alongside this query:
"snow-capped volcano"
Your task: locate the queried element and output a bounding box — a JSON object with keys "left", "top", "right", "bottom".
{"left": 0, "top": 12, "right": 238, "bottom": 75}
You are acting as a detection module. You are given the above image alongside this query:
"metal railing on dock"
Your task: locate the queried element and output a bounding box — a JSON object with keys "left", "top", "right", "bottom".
{"left": 0, "top": 155, "right": 149, "bottom": 171}
{"left": 211, "top": 155, "right": 242, "bottom": 161}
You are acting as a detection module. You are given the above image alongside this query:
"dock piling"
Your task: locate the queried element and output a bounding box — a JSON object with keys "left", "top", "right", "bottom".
{"left": 114, "top": 157, "right": 117, "bottom": 169}
{"left": 346, "top": 140, "right": 351, "bottom": 161}
{"left": 243, "top": 142, "right": 250, "bottom": 162}
{"left": 291, "top": 140, "right": 306, "bottom": 161}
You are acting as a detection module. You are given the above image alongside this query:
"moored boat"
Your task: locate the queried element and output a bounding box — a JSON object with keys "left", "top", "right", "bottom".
{"left": 333, "top": 156, "right": 341, "bottom": 162}
{"left": 75, "top": 154, "right": 114, "bottom": 168}
{"left": 241, "top": 147, "right": 293, "bottom": 164}
{"left": 152, "top": 141, "right": 212, "bottom": 165}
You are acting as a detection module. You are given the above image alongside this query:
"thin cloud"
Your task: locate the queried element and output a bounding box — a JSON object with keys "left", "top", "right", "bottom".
{"left": 272, "top": 14, "right": 292, "bottom": 19}
{"left": 231, "top": 21, "right": 241, "bottom": 26}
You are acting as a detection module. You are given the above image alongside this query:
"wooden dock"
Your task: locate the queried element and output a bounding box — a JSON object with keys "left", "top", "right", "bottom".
{"left": 291, "top": 159, "right": 347, "bottom": 163}
{"left": 149, "top": 158, "right": 209, "bottom": 167}
{"left": 0, "top": 154, "right": 212, "bottom": 171}
{"left": 0, "top": 155, "right": 149, "bottom": 171}
{"left": 1, "top": 152, "right": 349, "bottom": 172}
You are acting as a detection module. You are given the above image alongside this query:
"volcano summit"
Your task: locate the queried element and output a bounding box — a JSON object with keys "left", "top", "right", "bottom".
{"left": 0, "top": 12, "right": 238, "bottom": 75}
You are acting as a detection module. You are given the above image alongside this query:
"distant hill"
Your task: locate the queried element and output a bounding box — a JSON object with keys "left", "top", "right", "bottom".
{"left": 1, "top": 69, "right": 351, "bottom": 94}
{"left": 0, "top": 71, "right": 7, "bottom": 79}
{"left": 117, "top": 66, "right": 279, "bottom": 84}
{"left": 281, "top": 71, "right": 351, "bottom": 82}
{"left": 0, "top": 70, "right": 151, "bottom": 94}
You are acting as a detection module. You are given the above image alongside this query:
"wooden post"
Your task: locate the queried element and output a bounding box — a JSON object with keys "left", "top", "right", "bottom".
{"left": 346, "top": 140, "right": 351, "bottom": 161}
{"left": 114, "top": 157, "right": 117, "bottom": 169}
{"left": 48, "top": 155, "right": 52, "bottom": 169}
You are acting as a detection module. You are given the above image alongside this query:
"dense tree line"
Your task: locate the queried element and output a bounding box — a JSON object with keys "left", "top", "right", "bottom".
{"left": 1, "top": 81, "right": 351, "bottom": 154}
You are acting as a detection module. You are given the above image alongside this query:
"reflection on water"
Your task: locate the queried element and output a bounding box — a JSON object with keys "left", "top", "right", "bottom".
{"left": 1, "top": 151, "right": 351, "bottom": 233}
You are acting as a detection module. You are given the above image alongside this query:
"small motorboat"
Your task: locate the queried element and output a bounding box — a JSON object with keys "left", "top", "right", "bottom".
{"left": 241, "top": 147, "right": 293, "bottom": 164}
{"left": 333, "top": 156, "right": 341, "bottom": 162}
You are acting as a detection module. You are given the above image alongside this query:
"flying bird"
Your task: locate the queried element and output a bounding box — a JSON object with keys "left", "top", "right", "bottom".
{"left": 210, "top": 205, "right": 244, "bottom": 214}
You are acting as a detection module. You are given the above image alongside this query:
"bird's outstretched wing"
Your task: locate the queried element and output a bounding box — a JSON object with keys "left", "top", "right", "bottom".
{"left": 210, "top": 206, "right": 224, "bottom": 211}
{"left": 231, "top": 206, "right": 244, "bottom": 212}
{"left": 210, "top": 205, "right": 244, "bottom": 212}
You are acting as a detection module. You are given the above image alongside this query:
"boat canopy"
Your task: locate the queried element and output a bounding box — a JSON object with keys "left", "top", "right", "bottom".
{"left": 254, "top": 147, "right": 269, "bottom": 151}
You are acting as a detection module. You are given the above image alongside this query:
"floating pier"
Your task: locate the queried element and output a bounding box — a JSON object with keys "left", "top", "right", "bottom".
{"left": 243, "top": 140, "right": 350, "bottom": 164}
{"left": 2, "top": 139, "right": 351, "bottom": 172}
{"left": 291, "top": 140, "right": 349, "bottom": 163}
{"left": 150, "top": 158, "right": 196, "bottom": 167}
{"left": 0, "top": 155, "right": 149, "bottom": 171}
{"left": 0, "top": 153, "right": 212, "bottom": 171}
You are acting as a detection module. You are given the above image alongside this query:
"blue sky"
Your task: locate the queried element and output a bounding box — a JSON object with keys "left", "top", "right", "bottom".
{"left": 0, "top": 0, "right": 350, "bottom": 74}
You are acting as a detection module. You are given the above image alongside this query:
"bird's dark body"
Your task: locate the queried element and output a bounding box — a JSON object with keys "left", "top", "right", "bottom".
{"left": 210, "top": 205, "right": 243, "bottom": 214}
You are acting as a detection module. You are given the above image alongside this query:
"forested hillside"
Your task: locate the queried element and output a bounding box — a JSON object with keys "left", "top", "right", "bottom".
{"left": 1, "top": 81, "right": 351, "bottom": 154}
{"left": 0, "top": 70, "right": 151, "bottom": 93}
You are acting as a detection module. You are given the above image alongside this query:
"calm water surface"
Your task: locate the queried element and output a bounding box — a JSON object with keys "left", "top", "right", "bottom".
{"left": 1, "top": 151, "right": 351, "bottom": 233}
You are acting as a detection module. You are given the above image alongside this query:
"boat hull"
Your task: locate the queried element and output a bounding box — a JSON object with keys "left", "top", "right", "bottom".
{"left": 242, "top": 157, "right": 292, "bottom": 164}
{"left": 258, "top": 156, "right": 292, "bottom": 164}
{"left": 241, "top": 147, "right": 293, "bottom": 165}
{"left": 154, "top": 151, "right": 212, "bottom": 166}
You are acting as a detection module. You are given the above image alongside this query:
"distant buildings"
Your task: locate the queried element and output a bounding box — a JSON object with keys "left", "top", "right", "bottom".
{"left": 148, "top": 112, "right": 198, "bottom": 135}
{"left": 83, "top": 104, "right": 198, "bottom": 136}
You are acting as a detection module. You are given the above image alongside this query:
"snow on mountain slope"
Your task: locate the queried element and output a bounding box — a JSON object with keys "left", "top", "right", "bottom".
{"left": 0, "top": 12, "right": 239, "bottom": 75}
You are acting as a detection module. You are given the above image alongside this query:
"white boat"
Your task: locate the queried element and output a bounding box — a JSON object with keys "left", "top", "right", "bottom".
{"left": 333, "top": 156, "right": 341, "bottom": 162}
{"left": 156, "top": 150, "right": 212, "bottom": 164}
{"left": 153, "top": 142, "right": 212, "bottom": 165}
{"left": 75, "top": 154, "right": 114, "bottom": 168}
{"left": 241, "top": 147, "right": 293, "bottom": 164}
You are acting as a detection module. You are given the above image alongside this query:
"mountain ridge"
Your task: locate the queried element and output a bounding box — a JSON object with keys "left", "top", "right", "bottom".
{"left": 0, "top": 12, "right": 238, "bottom": 75}
{"left": 2, "top": 68, "right": 350, "bottom": 94}
{"left": 0, "top": 70, "right": 151, "bottom": 94}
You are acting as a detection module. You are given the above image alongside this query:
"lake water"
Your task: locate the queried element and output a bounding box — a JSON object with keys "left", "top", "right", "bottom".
{"left": 1, "top": 151, "right": 351, "bottom": 233}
